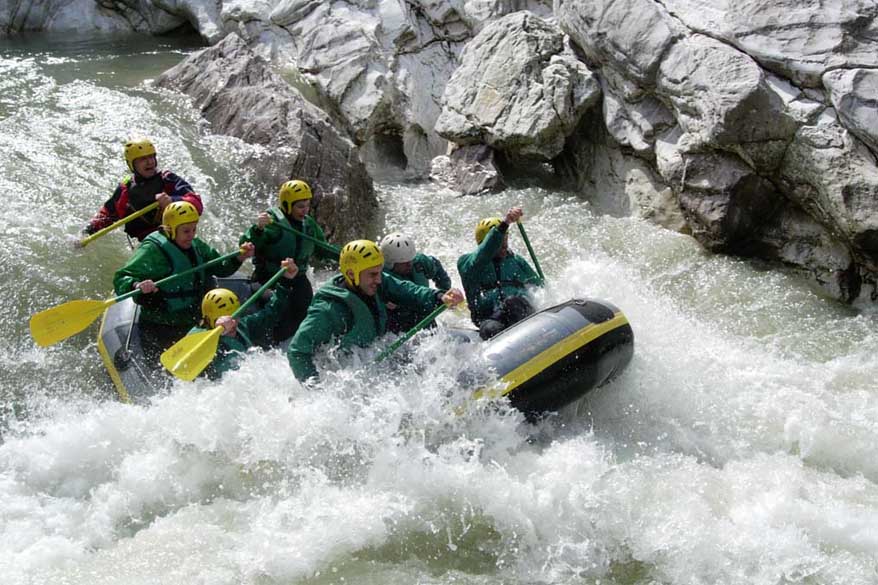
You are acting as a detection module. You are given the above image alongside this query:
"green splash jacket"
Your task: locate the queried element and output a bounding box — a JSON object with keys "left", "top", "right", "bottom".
{"left": 188, "top": 281, "right": 293, "bottom": 379}
{"left": 287, "top": 272, "right": 442, "bottom": 381}
{"left": 113, "top": 232, "right": 242, "bottom": 327}
{"left": 240, "top": 208, "right": 333, "bottom": 283}
{"left": 456, "top": 225, "right": 542, "bottom": 323}
{"left": 387, "top": 253, "right": 451, "bottom": 331}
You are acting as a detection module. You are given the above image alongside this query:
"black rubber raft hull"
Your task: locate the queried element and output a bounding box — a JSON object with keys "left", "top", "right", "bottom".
{"left": 99, "top": 287, "right": 633, "bottom": 414}
{"left": 476, "top": 298, "right": 634, "bottom": 416}
{"left": 98, "top": 276, "right": 254, "bottom": 403}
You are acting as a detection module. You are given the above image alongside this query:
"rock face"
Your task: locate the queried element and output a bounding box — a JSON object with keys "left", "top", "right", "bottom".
{"left": 155, "top": 33, "right": 376, "bottom": 243}
{"left": 435, "top": 12, "right": 600, "bottom": 161}
{"left": 554, "top": 0, "right": 878, "bottom": 302}
{"left": 430, "top": 144, "right": 505, "bottom": 196}
{"left": 11, "top": 0, "right": 878, "bottom": 303}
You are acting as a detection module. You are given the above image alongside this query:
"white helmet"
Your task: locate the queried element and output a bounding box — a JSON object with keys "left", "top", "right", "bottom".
{"left": 380, "top": 232, "right": 417, "bottom": 267}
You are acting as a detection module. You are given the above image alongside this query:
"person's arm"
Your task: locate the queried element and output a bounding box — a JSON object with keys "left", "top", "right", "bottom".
{"left": 287, "top": 299, "right": 347, "bottom": 382}
{"left": 382, "top": 272, "right": 444, "bottom": 313}
{"left": 112, "top": 243, "right": 170, "bottom": 309}
{"left": 238, "top": 261, "right": 298, "bottom": 342}
{"left": 84, "top": 186, "right": 123, "bottom": 234}
{"left": 428, "top": 256, "right": 452, "bottom": 290}
{"left": 473, "top": 224, "right": 507, "bottom": 267}
{"left": 161, "top": 171, "right": 203, "bottom": 214}
{"left": 197, "top": 239, "right": 250, "bottom": 278}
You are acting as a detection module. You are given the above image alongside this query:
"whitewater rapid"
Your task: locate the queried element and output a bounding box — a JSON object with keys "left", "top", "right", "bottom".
{"left": 1, "top": 33, "right": 877, "bottom": 585}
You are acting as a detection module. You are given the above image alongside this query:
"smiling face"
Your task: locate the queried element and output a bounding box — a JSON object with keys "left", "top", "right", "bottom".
{"left": 352, "top": 265, "right": 382, "bottom": 296}
{"left": 173, "top": 222, "right": 198, "bottom": 249}
{"left": 132, "top": 154, "right": 158, "bottom": 179}
{"left": 290, "top": 199, "right": 310, "bottom": 221}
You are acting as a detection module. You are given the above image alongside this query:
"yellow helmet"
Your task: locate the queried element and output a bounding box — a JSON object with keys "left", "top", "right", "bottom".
{"left": 124, "top": 137, "right": 157, "bottom": 172}
{"left": 279, "top": 180, "right": 313, "bottom": 214}
{"left": 201, "top": 288, "right": 240, "bottom": 327}
{"left": 162, "top": 201, "right": 200, "bottom": 239}
{"left": 475, "top": 217, "right": 502, "bottom": 244}
{"left": 340, "top": 240, "right": 384, "bottom": 286}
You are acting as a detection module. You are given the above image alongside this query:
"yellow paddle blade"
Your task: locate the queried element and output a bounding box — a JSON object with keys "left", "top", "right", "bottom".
{"left": 160, "top": 327, "right": 223, "bottom": 381}
{"left": 29, "top": 299, "right": 115, "bottom": 347}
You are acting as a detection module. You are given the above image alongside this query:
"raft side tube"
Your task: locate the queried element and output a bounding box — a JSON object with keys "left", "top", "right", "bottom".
{"left": 97, "top": 275, "right": 254, "bottom": 402}
{"left": 98, "top": 298, "right": 158, "bottom": 403}
{"left": 478, "top": 299, "right": 634, "bottom": 416}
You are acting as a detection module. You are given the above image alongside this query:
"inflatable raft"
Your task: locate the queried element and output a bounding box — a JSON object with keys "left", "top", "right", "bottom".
{"left": 97, "top": 276, "right": 254, "bottom": 403}
{"left": 99, "top": 285, "right": 633, "bottom": 414}
{"left": 471, "top": 298, "right": 634, "bottom": 417}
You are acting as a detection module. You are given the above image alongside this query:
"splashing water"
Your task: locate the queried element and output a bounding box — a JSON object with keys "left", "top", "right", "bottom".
{"left": 1, "top": 34, "right": 877, "bottom": 585}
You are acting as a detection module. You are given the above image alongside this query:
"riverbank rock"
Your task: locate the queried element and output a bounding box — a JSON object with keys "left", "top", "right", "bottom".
{"left": 436, "top": 12, "right": 600, "bottom": 162}
{"left": 155, "top": 33, "right": 376, "bottom": 243}
{"left": 10, "top": 0, "right": 878, "bottom": 303}
{"left": 430, "top": 144, "right": 504, "bottom": 196}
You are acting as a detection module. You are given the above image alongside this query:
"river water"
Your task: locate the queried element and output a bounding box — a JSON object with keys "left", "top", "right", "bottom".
{"left": 1, "top": 34, "right": 877, "bottom": 585}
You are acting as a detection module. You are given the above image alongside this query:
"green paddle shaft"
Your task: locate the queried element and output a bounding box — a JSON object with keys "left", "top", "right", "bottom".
{"left": 516, "top": 222, "right": 545, "bottom": 283}
{"left": 79, "top": 202, "right": 160, "bottom": 247}
{"left": 268, "top": 221, "right": 341, "bottom": 256}
{"left": 232, "top": 265, "right": 288, "bottom": 318}
{"left": 29, "top": 248, "right": 247, "bottom": 347}
{"left": 115, "top": 249, "right": 243, "bottom": 304}
{"left": 375, "top": 303, "right": 448, "bottom": 363}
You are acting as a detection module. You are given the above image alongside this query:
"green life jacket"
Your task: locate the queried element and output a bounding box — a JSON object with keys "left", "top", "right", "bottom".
{"left": 142, "top": 231, "right": 205, "bottom": 316}
{"left": 315, "top": 275, "right": 387, "bottom": 348}
{"left": 260, "top": 208, "right": 317, "bottom": 267}
{"left": 188, "top": 325, "right": 253, "bottom": 378}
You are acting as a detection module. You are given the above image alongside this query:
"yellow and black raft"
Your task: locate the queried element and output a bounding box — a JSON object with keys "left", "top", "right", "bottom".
{"left": 473, "top": 298, "right": 634, "bottom": 417}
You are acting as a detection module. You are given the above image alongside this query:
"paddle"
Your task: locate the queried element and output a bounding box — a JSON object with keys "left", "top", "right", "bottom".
{"left": 29, "top": 249, "right": 244, "bottom": 347}
{"left": 264, "top": 221, "right": 341, "bottom": 256}
{"left": 76, "top": 202, "right": 159, "bottom": 248}
{"left": 374, "top": 303, "right": 448, "bottom": 363}
{"left": 160, "top": 266, "right": 290, "bottom": 381}
{"left": 516, "top": 222, "right": 545, "bottom": 283}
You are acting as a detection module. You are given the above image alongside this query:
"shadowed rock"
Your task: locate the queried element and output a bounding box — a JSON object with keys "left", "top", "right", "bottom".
{"left": 155, "top": 33, "right": 377, "bottom": 243}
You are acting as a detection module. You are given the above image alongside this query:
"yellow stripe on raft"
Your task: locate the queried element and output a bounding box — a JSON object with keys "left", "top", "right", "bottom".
{"left": 473, "top": 312, "right": 630, "bottom": 401}
{"left": 97, "top": 308, "right": 131, "bottom": 404}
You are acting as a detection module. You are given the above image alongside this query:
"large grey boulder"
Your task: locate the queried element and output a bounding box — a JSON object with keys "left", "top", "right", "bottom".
{"left": 656, "top": 35, "right": 799, "bottom": 152}
{"left": 780, "top": 110, "right": 878, "bottom": 269}
{"left": 823, "top": 69, "right": 878, "bottom": 156}
{"left": 655, "top": 129, "right": 782, "bottom": 252}
{"left": 601, "top": 69, "right": 676, "bottom": 158}
{"left": 155, "top": 33, "right": 377, "bottom": 243}
{"left": 436, "top": 12, "right": 600, "bottom": 161}
{"left": 660, "top": 0, "right": 878, "bottom": 88}
{"left": 430, "top": 144, "right": 505, "bottom": 196}
{"left": 754, "top": 204, "right": 862, "bottom": 302}
{"left": 557, "top": 0, "right": 682, "bottom": 85}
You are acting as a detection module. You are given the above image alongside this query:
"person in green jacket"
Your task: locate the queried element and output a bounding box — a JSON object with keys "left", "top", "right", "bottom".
{"left": 457, "top": 206, "right": 543, "bottom": 340}
{"left": 240, "top": 180, "right": 336, "bottom": 344}
{"left": 287, "top": 239, "right": 464, "bottom": 382}
{"left": 191, "top": 258, "right": 299, "bottom": 379}
{"left": 379, "top": 232, "right": 452, "bottom": 333}
{"left": 113, "top": 201, "right": 255, "bottom": 362}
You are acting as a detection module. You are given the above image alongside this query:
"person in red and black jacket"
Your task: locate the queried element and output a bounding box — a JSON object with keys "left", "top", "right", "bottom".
{"left": 82, "top": 137, "right": 203, "bottom": 243}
